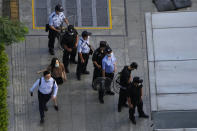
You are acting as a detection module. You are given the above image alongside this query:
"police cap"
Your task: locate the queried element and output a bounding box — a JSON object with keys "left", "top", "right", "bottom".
{"left": 105, "top": 46, "right": 112, "bottom": 53}
{"left": 82, "top": 31, "right": 92, "bottom": 38}
{"left": 133, "top": 77, "right": 143, "bottom": 83}
{"left": 55, "top": 4, "right": 64, "bottom": 12}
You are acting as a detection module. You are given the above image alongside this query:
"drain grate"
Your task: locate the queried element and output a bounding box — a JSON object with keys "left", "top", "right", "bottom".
{"left": 33, "top": 0, "right": 110, "bottom": 28}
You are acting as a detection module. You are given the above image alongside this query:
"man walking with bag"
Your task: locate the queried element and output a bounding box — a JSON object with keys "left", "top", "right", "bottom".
{"left": 30, "top": 71, "right": 58, "bottom": 124}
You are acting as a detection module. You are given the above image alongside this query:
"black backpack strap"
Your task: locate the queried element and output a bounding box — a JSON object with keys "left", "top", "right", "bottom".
{"left": 39, "top": 78, "right": 42, "bottom": 86}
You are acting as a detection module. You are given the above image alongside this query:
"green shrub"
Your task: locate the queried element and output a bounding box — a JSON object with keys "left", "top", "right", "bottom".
{"left": 0, "top": 44, "right": 9, "bottom": 131}
{"left": 0, "top": 16, "right": 28, "bottom": 131}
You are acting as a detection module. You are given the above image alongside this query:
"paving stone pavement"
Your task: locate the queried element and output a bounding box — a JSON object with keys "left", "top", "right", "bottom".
{"left": 6, "top": 0, "right": 197, "bottom": 131}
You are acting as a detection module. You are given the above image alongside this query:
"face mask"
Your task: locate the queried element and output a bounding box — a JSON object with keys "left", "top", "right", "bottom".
{"left": 107, "top": 53, "right": 112, "bottom": 57}
{"left": 45, "top": 79, "right": 50, "bottom": 83}
{"left": 55, "top": 63, "right": 59, "bottom": 67}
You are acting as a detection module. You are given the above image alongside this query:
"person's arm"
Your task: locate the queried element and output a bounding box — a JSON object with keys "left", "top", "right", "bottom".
{"left": 37, "top": 69, "right": 47, "bottom": 74}
{"left": 64, "top": 44, "right": 72, "bottom": 52}
{"left": 52, "top": 81, "right": 58, "bottom": 99}
{"left": 140, "top": 87, "right": 143, "bottom": 100}
{"left": 49, "top": 25, "right": 60, "bottom": 32}
{"left": 61, "top": 63, "right": 67, "bottom": 81}
{"left": 127, "top": 97, "right": 133, "bottom": 108}
{"left": 74, "top": 35, "right": 79, "bottom": 48}
{"left": 64, "top": 18, "right": 69, "bottom": 25}
{"left": 79, "top": 52, "right": 85, "bottom": 63}
{"left": 102, "top": 60, "right": 106, "bottom": 77}
{"left": 93, "top": 61, "right": 101, "bottom": 69}
{"left": 114, "top": 62, "right": 117, "bottom": 73}
{"left": 128, "top": 74, "right": 132, "bottom": 84}
{"left": 30, "top": 79, "right": 40, "bottom": 94}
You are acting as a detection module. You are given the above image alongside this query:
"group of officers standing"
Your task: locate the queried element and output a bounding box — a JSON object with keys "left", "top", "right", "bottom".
{"left": 30, "top": 4, "right": 149, "bottom": 125}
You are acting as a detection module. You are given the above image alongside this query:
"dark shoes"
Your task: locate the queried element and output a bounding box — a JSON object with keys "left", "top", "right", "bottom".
{"left": 118, "top": 107, "right": 121, "bottom": 112}
{"left": 54, "top": 105, "right": 59, "bottom": 111}
{"left": 139, "top": 114, "right": 149, "bottom": 118}
{"left": 77, "top": 75, "right": 81, "bottom": 80}
{"left": 129, "top": 116, "right": 136, "bottom": 125}
{"left": 99, "top": 99, "right": 104, "bottom": 104}
{"left": 44, "top": 106, "right": 48, "bottom": 112}
{"left": 82, "top": 70, "right": 90, "bottom": 74}
{"left": 40, "top": 117, "right": 44, "bottom": 124}
{"left": 106, "top": 91, "right": 115, "bottom": 95}
{"left": 49, "top": 49, "right": 54, "bottom": 55}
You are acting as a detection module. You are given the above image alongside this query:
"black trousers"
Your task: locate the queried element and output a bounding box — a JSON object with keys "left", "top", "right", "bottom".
{"left": 63, "top": 48, "right": 77, "bottom": 68}
{"left": 48, "top": 28, "right": 58, "bottom": 51}
{"left": 129, "top": 100, "right": 145, "bottom": 118}
{"left": 38, "top": 91, "right": 52, "bottom": 118}
{"left": 76, "top": 53, "right": 89, "bottom": 77}
{"left": 92, "top": 68, "right": 102, "bottom": 85}
{"left": 118, "top": 88, "right": 128, "bottom": 108}
{"left": 98, "top": 73, "right": 114, "bottom": 101}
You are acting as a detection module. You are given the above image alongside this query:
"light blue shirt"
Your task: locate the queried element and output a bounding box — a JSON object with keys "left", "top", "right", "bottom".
{"left": 49, "top": 12, "right": 65, "bottom": 28}
{"left": 30, "top": 77, "right": 58, "bottom": 97}
{"left": 102, "top": 53, "right": 116, "bottom": 73}
{"left": 77, "top": 37, "right": 90, "bottom": 54}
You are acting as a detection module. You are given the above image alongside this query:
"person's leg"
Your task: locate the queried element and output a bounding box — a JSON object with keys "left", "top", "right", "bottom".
{"left": 98, "top": 88, "right": 104, "bottom": 104}
{"left": 83, "top": 54, "right": 89, "bottom": 73}
{"left": 38, "top": 91, "right": 45, "bottom": 123}
{"left": 105, "top": 73, "right": 114, "bottom": 95}
{"left": 76, "top": 54, "right": 82, "bottom": 80}
{"left": 137, "top": 100, "right": 149, "bottom": 118}
{"left": 48, "top": 29, "right": 56, "bottom": 55}
{"left": 129, "top": 104, "right": 136, "bottom": 124}
{"left": 63, "top": 50, "right": 70, "bottom": 73}
{"left": 70, "top": 47, "right": 77, "bottom": 63}
{"left": 118, "top": 88, "right": 124, "bottom": 112}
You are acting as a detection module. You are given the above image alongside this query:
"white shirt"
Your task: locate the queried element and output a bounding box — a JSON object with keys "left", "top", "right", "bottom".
{"left": 77, "top": 37, "right": 90, "bottom": 54}
{"left": 49, "top": 12, "right": 65, "bottom": 28}
{"left": 30, "top": 77, "right": 58, "bottom": 97}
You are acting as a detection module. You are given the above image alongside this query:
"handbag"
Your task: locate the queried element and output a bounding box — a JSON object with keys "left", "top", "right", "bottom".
{"left": 54, "top": 77, "right": 63, "bottom": 85}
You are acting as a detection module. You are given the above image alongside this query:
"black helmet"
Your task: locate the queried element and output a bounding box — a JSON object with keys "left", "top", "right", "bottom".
{"left": 130, "top": 62, "right": 138, "bottom": 69}
{"left": 55, "top": 4, "right": 64, "bottom": 12}
{"left": 68, "top": 25, "right": 74, "bottom": 35}
{"left": 133, "top": 77, "right": 143, "bottom": 83}
{"left": 99, "top": 41, "right": 107, "bottom": 48}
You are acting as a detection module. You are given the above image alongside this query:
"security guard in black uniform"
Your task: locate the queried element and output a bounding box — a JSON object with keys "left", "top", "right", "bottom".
{"left": 92, "top": 41, "right": 107, "bottom": 90}
{"left": 118, "top": 62, "right": 138, "bottom": 112}
{"left": 48, "top": 4, "right": 69, "bottom": 55}
{"left": 127, "top": 77, "right": 149, "bottom": 124}
{"left": 62, "top": 25, "right": 79, "bottom": 73}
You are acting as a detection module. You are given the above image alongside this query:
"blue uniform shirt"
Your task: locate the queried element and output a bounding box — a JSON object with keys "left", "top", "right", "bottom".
{"left": 49, "top": 12, "right": 65, "bottom": 28}
{"left": 102, "top": 53, "right": 116, "bottom": 73}
{"left": 77, "top": 37, "right": 90, "bottom": 54}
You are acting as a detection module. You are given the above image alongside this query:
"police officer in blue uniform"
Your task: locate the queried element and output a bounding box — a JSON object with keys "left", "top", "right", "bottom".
{"left": 48, "top": 4, "right": 69, "bottom": 55}
{"left": 127, "top": 77, "right": 149, "bottom": 124}
{"left": 98, "top": 47, "right": 116, "bottom": 103}
{"left": 118, "top": 62, "right": 138, "bottom": 112}
{"left": 76, "top": 31, "right": 92, "bottom": 80}
{"left": 92, "top": 41, "right": 107, "bottom": 90}
{"left": 62, "top": 25, "right": 79, "bottom": 73}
